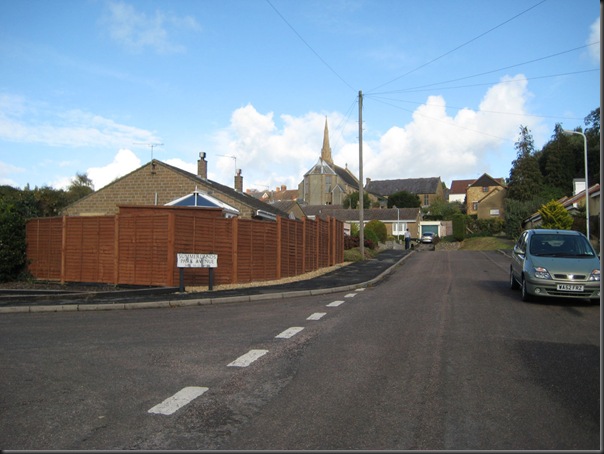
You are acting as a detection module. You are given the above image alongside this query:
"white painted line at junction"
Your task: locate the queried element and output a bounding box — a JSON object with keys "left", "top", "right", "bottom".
{"left": 275, "top": 327, "right": 304, "bottom": 339}
{"left": 227, "top": 349, "right": 269, "bottom": 367}
{"left": 345, "top": 293, "right": 357, "bottom": 298}
{"left": 327, "top": 300, "right": 345, "bottom": 307}
{"left": 307, "top": 312, "right": 326, "bottom": 320}
{"left": 148, "top": 386, "right": 208, "bottom": 415}
{"left": 355, "top": 288, "right": 365, "bottom": 292}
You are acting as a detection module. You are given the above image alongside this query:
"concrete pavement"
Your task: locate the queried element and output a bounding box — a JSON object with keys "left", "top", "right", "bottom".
{"left": 0, "top": 249, "right": 415, "bottom": 313}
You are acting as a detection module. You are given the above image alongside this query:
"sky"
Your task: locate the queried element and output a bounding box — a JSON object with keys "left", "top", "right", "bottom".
{"left": 0, "top": 0, "right": 600, "bottom": 195}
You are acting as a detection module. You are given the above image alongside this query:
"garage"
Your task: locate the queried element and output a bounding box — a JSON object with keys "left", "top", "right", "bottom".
{"left": 420, "top": 223, "right": 440, "bottom": 236}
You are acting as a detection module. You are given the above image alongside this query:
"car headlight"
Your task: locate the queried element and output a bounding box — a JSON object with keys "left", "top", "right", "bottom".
{"left": 588, "top": 269, "right": 600, "bottom": 281}
{"left": 533, "top": 266, "right": 551, "bottom": 280}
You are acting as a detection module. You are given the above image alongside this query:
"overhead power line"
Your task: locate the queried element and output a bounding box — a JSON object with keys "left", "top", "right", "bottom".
{"left": 368, "top": 0, "right": 548, "bottom": 93}
{"left": 265, "top": 0, "right": 355, "bottom": 92}
{"left": 371, "top": 43, "right": 600, "bottom": 96}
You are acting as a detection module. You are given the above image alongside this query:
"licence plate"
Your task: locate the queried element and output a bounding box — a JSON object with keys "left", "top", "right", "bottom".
{"left": 556, "top": 284, "right": 584, "bottom": 292}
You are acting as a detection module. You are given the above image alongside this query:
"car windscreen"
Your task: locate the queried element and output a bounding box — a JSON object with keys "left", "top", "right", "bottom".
{"left": 529, "top": 234, "right": 596, "bottom": 258}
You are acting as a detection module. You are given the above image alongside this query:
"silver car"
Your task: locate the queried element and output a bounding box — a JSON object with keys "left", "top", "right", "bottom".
{"left": 510, "top": 229, "right": 600, "bottom": 302}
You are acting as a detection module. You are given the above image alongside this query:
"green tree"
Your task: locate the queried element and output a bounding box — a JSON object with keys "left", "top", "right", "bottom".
{"left": 343, "top": 191, "right": 370, "bottom": 209}
{"left": 423, "top": 197, "right": 462, "bottom": 220}
{"left": 387, "top": 190, "right": 420, "bottom": 208}
{"left": 538, "top": 200, "right": 573, "bottom": 230}
{"left": 507, "top": 125, "right": 544, "bottom": 202}
{"left": 66, "top": 172, "right": 94, "bottom": 205}
{"left": 0, "top": 198, "right": 28, "bottom": 282}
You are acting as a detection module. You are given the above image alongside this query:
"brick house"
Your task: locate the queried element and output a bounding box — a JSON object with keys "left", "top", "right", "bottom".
{"left": 364, "top": 177, "right": 445, "bottom": 208}
{"left": 448, "top": 179, "right": 475, "bottom": 203}
{"left": 465, "top": 173, "right": 507, "bottom": 219}
{"left": 61, "top": 153, "right": 288, "bottom": 220}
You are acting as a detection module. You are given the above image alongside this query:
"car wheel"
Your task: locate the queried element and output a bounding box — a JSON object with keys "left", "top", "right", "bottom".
{"left": 509, "top": 268, "right": 520, "bottom": 290}
{"left": 521, "top": 277, "right": 532, "bottom": 302}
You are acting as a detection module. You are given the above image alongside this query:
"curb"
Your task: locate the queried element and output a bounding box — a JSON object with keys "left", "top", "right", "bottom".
{"left": 0, "top": 252, "right": 414, "bottom": 314}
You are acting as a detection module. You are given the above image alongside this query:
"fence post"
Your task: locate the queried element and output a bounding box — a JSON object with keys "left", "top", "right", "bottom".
{"left": 232, "top": 217, "right": 238, "bottom": 284}
{"left": 60, "top": 216, "right": 67, "bottom": 284}
{"left": 276, "top": 216, "right": 282, "bottom": 280}
{"left": 167, "top": 211, "right": 176, "bottom": 287}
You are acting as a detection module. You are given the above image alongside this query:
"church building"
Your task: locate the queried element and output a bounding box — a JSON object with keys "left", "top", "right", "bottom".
{"left": 298, "top": 119, "right": 359, "bottom": 205}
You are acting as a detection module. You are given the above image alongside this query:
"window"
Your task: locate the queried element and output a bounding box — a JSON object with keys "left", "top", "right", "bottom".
{"left": 490, "top": 209, "right": 499, "bottom": 216}
{"left": 482, "top": 186, "right": 489, "bottom": 192}
{"left": 423, "top": 194, "right": 429, "bottom": 206}
{"left": 472, "top": 202, "right": 478, "bottom": 211}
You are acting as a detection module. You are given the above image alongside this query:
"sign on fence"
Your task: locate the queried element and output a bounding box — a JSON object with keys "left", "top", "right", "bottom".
{"left": 176, "top": 253, "right": 218, "bottom": 292}
{"left": 177, "top": 253, "right": 218, "bottom": 268}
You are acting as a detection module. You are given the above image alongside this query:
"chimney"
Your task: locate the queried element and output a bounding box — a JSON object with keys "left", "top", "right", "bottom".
{"left": 281, "top": 184, "right": 286, "bottom": 192}
{"left": 197, "top": 152, "right": 207, "bottom": 179}
{"left": 366, "top": 177, "right": 371, "bottom": 186}
{"left": 234, "top": 169, "right": 243, "bottom": 192}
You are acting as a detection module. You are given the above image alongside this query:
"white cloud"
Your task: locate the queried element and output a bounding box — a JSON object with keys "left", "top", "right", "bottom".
{"left": 0, "top": 96, "right": 159, "bottom": 148}
{"left": 0, "top": 160, "right": 23, "bottom": 187}
{"left": 87, "top": 148, "right": 141, "bottom": 190}
{"left": 208, "top": 105, "right": 354, "bottom": 191}
{"left": 203, "top": 74, "right": 539, "bottom": 192}
{"left": 102, "top": 1, "right": 201, "bottom": 54}
{"left": 587, "top": 16, "right": 600, "bottom": 64}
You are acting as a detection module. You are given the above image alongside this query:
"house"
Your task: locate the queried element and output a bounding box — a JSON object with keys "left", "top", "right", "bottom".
{"left": 365, "top": 177, "right": 445, "bottom": 208}
{"left": 270, "top": 200, "right": 306, "bottom": 220}
{"left": 247, "top": 185, "right": 299, "bottom": 203}
{"left": 523, "top": 182, "right": 600, "bottom": 232}
{"left": 465, "top": 173, "right": 507, "bottom": 219}
{"left": 448, "top": 179, "right": 475, "bottom": 203}
{"left": 298, "top": 118, "right": 360, "bottom": 205}
{"left": 61, "top": 153, "right": 288, "bottom": 220}
{"left": 302, "top": 205, "right": 422, "bottom": 239}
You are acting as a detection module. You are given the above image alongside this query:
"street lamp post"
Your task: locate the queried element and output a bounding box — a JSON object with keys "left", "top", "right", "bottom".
{"left": 562, "top": 129, "right": 589, "bottom": 242}
{"left": 393, "top": 205, "right": 400, "bottom": 242}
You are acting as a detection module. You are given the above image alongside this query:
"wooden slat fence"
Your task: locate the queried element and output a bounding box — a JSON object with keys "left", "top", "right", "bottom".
{"left": 26, "top": 206, "right": 344, "bottom": 287}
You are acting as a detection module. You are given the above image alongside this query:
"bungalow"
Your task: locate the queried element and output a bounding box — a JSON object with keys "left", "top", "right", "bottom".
{"left": 301, "top": 205, "right": 422, "bottom": 239}
{"left": 61, "top": 153, "right": 288, "bottom": 221}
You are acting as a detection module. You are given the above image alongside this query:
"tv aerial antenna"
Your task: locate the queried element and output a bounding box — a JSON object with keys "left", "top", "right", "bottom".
{"left": 218, "top": 154, "right": 238, "bottom": 174}
{"left": 133, "top": 142, "right": 164, "bottom": 161}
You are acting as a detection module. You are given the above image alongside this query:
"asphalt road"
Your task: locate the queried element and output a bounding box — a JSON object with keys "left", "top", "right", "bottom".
{"left": 0, "top": 250, "right": 600, "bottom": 450}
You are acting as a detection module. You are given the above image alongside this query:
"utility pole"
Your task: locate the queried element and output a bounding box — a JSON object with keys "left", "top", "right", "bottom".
{"left": 358, "top": 90, "right": 365, "bottom": 260}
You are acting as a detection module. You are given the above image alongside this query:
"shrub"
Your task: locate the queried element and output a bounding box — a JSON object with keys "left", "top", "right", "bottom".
{"left": 365, "top": 220, "right": 387, "bottom": 243}
{"left": 452, "top": 213, "right": 465, "bottom": 241}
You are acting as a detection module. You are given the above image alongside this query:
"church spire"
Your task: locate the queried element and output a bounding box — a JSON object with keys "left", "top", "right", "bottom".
{"left": 320, "top": 117, "right": 333, "bottom": 165}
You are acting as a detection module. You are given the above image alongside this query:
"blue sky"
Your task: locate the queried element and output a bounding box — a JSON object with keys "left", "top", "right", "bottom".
{"left": 0, "top": 0, "right": 599, "bottom": 194}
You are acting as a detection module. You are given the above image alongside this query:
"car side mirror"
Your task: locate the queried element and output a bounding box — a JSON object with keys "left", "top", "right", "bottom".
{"left": 513, "top": 245, "right": 525, "bottom": 258}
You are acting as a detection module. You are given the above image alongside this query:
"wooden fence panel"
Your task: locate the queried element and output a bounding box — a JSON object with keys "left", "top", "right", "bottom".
{"left": 26, "top": 217, "right": 63, "bottom": 281}
{"left": 25, "top": 209, "right": 344, "bottom": 287}
{"left": 117, "top": 213, "right": 169, "bottom": 286}
{"left": 63, "top": 217, "right": 115, "bottom": 283}
{"left": 173, "top": 214, "right": 234, "bottom": 287}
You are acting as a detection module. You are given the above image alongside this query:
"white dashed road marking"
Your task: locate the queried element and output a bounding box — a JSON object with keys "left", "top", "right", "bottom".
{"left": 327, "top": 300, "right": 345, "bottom": 307}
{"left": 227, "top": 349, "right": 269, "bottom": 367}
{"left": 355, "top": 288, "right": 365, "bottom": 292}
{"left": 345, "top": 293, "right": 357, "bottom": 298}
{"left": 275, "top": 327, "right": 304, "bottom": 339}
{"left": 307, "top": 312, "right": 326, "bottom": 320}
{"left": 148, "top": 386, "right": 208, "bottom": 415}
